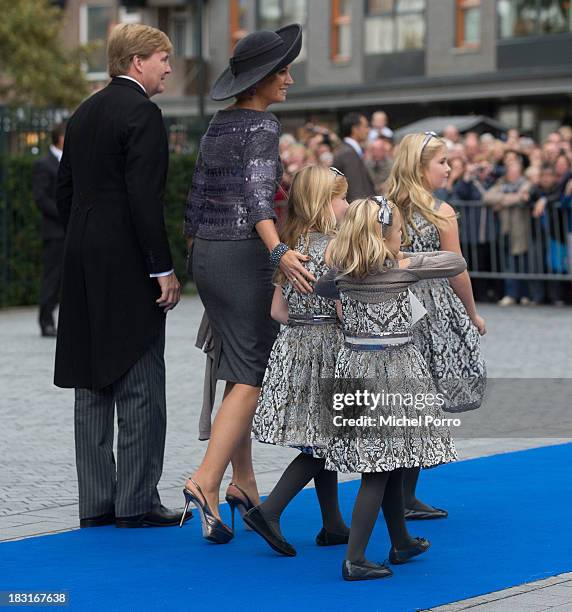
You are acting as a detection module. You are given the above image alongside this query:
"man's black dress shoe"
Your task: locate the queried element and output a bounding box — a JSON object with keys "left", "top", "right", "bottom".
{"left": 389, "top": 537, "right": 431, "bottom": 564}
{"left": 342, "top": 559, "right": 393, "bottom": 582}
{"left": 116, "top": 505, "right": 192, "bottom": 528}
{"left": 404, "top": 506, "right": 448, "bottom": 520}
{"left": 80, "top": 513, "right": 116, "bottom": 528}
{"left": 315, "top": 527, "right": 349, "bottom": 546}
{"left": 243, "top": 507, "right": 296, "bottom": 557}
{"left": 41, "top": 325, "right": 57, "bottom": 338}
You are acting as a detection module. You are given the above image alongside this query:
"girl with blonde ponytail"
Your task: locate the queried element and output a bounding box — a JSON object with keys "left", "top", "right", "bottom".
{"left": 387, "top": 132, "right": 487, "bottom": 521}
{"left": 315, "top": 195, "right": 466, "bottom": 581}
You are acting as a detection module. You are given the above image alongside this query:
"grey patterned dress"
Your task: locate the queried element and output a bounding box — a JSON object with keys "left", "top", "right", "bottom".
{"left": 253, "top": 232, "right": 343, "bottom": 452}
{"left": 315, "top": 252, "right": 463, "bottom": 474}
{"left": 404, "top": 207, "right": 486, "bottom": 413}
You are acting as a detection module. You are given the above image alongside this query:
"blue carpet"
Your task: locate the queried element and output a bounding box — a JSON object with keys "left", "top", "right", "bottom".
{"left": 1, "top": 443, "right": 571, "bottom": 612}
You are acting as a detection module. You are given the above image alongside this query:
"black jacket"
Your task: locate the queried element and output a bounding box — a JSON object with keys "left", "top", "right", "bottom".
{"left": 33, "top": 151, "right": 65, "bottom": 240}
{"left": 55, "top": 77, "right": 173, "bottom": 390}
{"left": 332, "top": 142, "right": 375, "bottom": 203}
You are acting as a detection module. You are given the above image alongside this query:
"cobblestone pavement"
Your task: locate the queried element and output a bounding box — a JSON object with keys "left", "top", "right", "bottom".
{"left": 1, "top": 298, "right": 571, "bottom": 611}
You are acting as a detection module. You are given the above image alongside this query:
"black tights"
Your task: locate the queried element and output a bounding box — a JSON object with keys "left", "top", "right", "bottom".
{"left": 346, "top": 469, "right": 415, "bottom": 564}
{"left": 259, "top": 453, "right": 348, "bottom": 537}
{"left": 403, "top": 466, "right": 438, "bottom": 511}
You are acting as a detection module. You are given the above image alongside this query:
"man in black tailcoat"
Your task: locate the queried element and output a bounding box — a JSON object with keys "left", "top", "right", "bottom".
{"left": 55, "top": 23, "right": 191, "bottom": 529}
{"left": 33, "top": 123, "right": 66, "bottom": 337}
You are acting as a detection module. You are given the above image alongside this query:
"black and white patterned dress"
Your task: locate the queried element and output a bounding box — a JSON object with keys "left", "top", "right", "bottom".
{"left": 315, "top": 252, "right": 462, "bottom": 474}
{"left": 252, "top": 232, "right": 342, "bottom": 452}
{"left": 404, "top": 208, "right": 486, "bottom": 413}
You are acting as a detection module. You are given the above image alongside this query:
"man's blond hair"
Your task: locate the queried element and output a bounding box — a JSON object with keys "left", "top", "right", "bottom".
{"left": 107, "top": 23, "right": 173, "bottom": 78}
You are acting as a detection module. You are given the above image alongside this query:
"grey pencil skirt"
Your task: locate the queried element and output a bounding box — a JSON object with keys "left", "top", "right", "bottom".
{"left": 192, "top": 237, "right": 279, "bottom": 388}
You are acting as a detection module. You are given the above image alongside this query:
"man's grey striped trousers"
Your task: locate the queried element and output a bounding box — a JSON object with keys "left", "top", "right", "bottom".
{"left": 74, "top": 329, "right": 166, "bottom": 519}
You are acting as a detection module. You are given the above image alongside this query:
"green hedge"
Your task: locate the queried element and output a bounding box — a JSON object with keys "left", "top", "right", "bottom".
{"left": 0, "top": 154, "right": 196, "bottom": 308}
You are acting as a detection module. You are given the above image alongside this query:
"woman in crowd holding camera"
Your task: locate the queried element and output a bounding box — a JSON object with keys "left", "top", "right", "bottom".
{"left": 182, "top": 24, "right": 314, "bottom": 543}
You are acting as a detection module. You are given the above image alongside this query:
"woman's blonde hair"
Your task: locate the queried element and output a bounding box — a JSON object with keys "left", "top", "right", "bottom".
{"left": 276, "top": 165, "right": 347, "bottom": 283}
{"left": 385, "top": 132, "right": 453, "bottom": 245}
{"left": 329, "top": 197, "right": 398, "bottom": 279}
{"left": 108, "top": 24, "right": 173, "bottom": 78}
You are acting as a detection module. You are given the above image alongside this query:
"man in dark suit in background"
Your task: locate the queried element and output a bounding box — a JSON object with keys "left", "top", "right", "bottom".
{"left": 333, "top": 112, "right": 375, "bottom": 202}
{"left": 55, "top": 23, "right": 191, "bottom": 529}
{"left": 33, "top": 123, "right": 66, "bottom": 337}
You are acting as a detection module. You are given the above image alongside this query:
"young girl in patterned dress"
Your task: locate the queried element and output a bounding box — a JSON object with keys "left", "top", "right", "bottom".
{"left": 316, "top": 197, "right": 464, "bottom": 581}
{"left": 246, "top": 165, "right": 350, "bottom": 556}
{"left": 386, "top": 132, "right": 487, "bottom": 520}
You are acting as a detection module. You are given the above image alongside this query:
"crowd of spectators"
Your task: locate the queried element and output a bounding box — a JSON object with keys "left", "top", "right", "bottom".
{"left": 276, "top": 112, "right": 572, "bottom": 306}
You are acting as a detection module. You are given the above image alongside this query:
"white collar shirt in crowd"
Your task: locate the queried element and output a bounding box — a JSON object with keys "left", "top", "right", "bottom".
{"left": 344, "top": 137, "right": 363, "bottom": 158}
{"left": 368, "top": 126, "right": 394, "bottom": 142}
{"left": 49, "top": 144, "right": 63, "bottom": 162}
{"left": 117, "top": 75, "right": 147, "bottom": 95}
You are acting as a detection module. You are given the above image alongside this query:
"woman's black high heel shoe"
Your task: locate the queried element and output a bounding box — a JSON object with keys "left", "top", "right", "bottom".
{"left": 180, "top": 477, "right": 234, "bottom": 544}
{"left": 224, "top": 482, "right": 255, "bottom": 532}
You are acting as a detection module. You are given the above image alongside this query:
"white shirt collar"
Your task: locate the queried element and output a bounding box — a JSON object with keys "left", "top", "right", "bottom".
{"left": 344, "top": 137, "right": 363, "bottom": 157}
{"left": 116, "top": 75, "right": 147, "bottom": 95}
{"left": 49, "top": 144, "right": 63, "bottom": 162}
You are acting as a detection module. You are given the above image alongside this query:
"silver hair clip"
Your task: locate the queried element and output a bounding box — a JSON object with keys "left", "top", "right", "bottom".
{"left": 369, "top": 195, "right": 392, "bottom": 227}
{"left": 421, "top": 130, "right": 438, "bottom": 152}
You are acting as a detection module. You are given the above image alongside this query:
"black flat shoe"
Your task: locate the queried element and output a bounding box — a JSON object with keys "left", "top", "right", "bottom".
{"left": 80, "top": 512, "right": 115, "bottom": 528}
{"left": 389, "top": 537, "right": 431, "bottom": 564}
{"left": 404, "top": 506, "right": 448, "bottom": 520}
{"left": 243, "top": 507, "right": 296, "bottom": 557}
{"left": 342, "top": 559, "right": 393, "bottom": 582}
{"left": 315, "top": 527, "right": 349, "bottom": 546}
{"left": 116, "top": 505, "right": 192, "bottom": 528}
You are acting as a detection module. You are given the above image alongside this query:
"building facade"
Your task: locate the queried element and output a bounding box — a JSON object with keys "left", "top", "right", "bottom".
{"left": 63, "top": 0, "right": 572, "bottom": 140}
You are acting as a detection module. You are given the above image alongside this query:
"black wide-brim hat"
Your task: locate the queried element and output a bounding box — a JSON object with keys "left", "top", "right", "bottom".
{"left": 211, "top": 23, "right": 302, "bottom": 101}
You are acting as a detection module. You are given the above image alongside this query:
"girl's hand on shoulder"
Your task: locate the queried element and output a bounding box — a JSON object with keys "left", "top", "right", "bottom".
{"left": 472, "top": 314, "right": 487, "bottom": 336}
{"left": 397, "top": 253, "right": 412, "bottom": 269}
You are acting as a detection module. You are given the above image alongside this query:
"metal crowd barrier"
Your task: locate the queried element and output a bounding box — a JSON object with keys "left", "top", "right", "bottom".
{"left": 453, "top": 200, "right": 572, "bottom": 281}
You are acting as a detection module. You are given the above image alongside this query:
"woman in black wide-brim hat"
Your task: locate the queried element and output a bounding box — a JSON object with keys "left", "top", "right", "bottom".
{"left": 182, "top": 24, "right": 315, "bottom": 543}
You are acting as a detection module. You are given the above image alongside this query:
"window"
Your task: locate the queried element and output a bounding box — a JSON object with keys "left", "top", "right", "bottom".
{"left": 81, "top": 5, "right": 113, "bottom": 76}
{"left": 456, "top": 0, "right": 481, "bottom": 47}
{"left": 498, "top": 0, "right": 571, "bottom": 39}
{"left": 118, "top": 7, "right": 141, "bottom": 25}
{"left": 230, "top": 0, "right": 248, "bottom": 48}
{"left": 168, "top": 4, "right": 209, "bottom": 59}
{"left": 364, "top": 0, "right": 425, "bottom": 54}
{"left": 331, "top": 0, "right": 352, "bottom": 61}
{"left": 170, "top": 7, "right": 195, "bottom": 58}
{"left": 257, "top": 0, "right": 307, "bottom": 59}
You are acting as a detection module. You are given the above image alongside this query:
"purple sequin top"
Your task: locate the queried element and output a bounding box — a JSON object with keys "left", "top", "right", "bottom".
{"left": 185, "top": 108, "right": 282, "bottom": 240}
